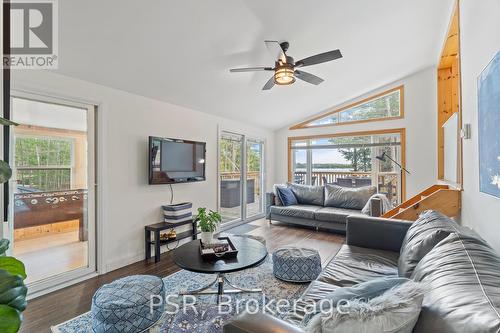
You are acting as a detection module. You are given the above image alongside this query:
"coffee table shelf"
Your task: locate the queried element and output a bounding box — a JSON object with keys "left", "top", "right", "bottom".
{"left": 145, "top": 220, "right": 198, "bottom": 263}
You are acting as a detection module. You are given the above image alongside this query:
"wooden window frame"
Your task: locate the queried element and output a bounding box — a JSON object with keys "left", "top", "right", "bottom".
{"left": 289, "top": 85, "right": 404, "bottom": 130}
{"left": 287, "top": 128, "right": 407, "bottom": 201}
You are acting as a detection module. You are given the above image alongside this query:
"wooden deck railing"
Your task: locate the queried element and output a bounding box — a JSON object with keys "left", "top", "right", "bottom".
{"left": 293, "top": 171, "right": 372, "bottom": 185}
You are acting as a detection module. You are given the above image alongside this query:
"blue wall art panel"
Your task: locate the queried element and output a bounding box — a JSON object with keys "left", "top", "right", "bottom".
{"left": 478, "top": 51, "right": 500, "bottom": 198}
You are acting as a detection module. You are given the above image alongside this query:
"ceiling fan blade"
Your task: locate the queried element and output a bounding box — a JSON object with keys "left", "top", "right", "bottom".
{"left": 295, "top": 70, "right": 324, "bottom": 85}
{"left": 262, "top": 76, "right": 275, "bottom": 90}
{"left": 295, "top": 49, "right": 342, "bottom": 67}
{"left": 230, "top": 67, "right": 273, "bottom": 73}
{"left": 264, "top": 40, "right": 286, "bottom": 62}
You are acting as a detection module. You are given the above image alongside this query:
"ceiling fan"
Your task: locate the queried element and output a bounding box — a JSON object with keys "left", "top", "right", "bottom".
{"left": 229, "top": 41, "right": 342, "bottom": 90}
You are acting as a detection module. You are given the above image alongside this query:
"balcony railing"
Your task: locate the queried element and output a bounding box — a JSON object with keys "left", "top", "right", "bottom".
{"left": 293, "top": 170, "right": 372, "bottom": 185}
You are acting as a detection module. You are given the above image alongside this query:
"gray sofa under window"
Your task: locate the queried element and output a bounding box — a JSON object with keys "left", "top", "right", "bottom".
{"left": 266, "top": 183, "right": 383, "bottom": 233}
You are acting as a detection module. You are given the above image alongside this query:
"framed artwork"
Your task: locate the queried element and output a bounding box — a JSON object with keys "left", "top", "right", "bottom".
{"left": 478, "top": 51, "right": 500, "bottom": 198}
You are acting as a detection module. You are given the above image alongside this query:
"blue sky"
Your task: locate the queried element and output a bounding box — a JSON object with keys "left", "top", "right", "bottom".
{"left": 295, "top": 149, "right": 349, "bottom": 164}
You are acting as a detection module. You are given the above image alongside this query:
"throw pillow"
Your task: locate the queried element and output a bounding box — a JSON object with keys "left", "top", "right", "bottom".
{"left": 276, "top": 186, "right": 298, "bottom": 206}
{"left": 305, "top": 280, "right": 425, "bottom": 333}
{"left": 314, "top": 277, "right": 410, "bottom": 315}
{"left": 289, "top": 183, "right": 324, "bottom": 206}
{"left": 324, "top": 184, "right": 377, "bottom": 210}
{"left": 273, "top": 184, "right": 288, "bottom": 206}
{"left": 361, "top": 193, "right": 392, "bottom": 215}
{"left": 398, "top": 210, "right": 458, "bottom": 277}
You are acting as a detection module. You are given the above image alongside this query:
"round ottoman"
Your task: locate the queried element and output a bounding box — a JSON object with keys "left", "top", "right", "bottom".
{"left": 272, "top": 247, "right": 322, "bottom": 282}
{"left": 91, "top": 275, "right": 165, "bottom": 333}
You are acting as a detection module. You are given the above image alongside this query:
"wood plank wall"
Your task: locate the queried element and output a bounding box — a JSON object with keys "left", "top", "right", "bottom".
{"left": 437, "top": 2, "right": 461, "bottom": 182}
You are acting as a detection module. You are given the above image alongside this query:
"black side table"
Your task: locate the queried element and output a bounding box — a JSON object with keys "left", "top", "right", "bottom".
{"left": 145, "top": 220, "right": 197, "bottom": 263}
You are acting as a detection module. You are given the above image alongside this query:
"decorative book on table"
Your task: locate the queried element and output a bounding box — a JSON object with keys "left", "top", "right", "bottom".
{"left": 162, "top": 202, "right": 192, "bottom": 223}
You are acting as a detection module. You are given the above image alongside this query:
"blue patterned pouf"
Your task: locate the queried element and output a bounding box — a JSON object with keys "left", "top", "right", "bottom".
{"left": 91, "top": 275, "right": 165, "bottom": 333}
{"left": 272, "top": 247, "right": 322, "bottom": 283}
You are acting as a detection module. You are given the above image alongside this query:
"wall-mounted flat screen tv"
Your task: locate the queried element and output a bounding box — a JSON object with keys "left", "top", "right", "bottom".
{"left": 149, "top": 136, "right": 206, "bottom": 184}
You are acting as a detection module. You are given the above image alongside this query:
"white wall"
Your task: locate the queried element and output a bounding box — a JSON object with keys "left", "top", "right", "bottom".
{"left": 459, "top": 0, "right": 500, "bottom": 253}
{"left": 274, "top": 67, "right": 438, "bottom": 200}
{"left": 11, "top": 70, "right": 275, "bottom": 272}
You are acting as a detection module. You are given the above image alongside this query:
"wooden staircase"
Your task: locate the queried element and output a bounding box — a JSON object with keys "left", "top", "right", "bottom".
{"left": 383, "top": 184, "right": 461, "bottom": 221}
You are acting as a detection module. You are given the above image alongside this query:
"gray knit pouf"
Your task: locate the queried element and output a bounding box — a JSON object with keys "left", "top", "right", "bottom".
{"left": 272, "top": 247, "right": 321, "bottom": 282}
{"left": 91, "top": 275, "right": 165, "bottom": 333}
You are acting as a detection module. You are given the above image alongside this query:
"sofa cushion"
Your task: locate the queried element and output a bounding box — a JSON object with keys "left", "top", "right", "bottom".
{"left": 324, "top": 184, "right": 376, "bottom": 209}
{"left": 285, "top": 246, "right": 400, "bottom": 326}
{"left": 318, "top": 245, "right": 399, "bottom": 287}
{"left": 276, "top": 186, "right": 298, "bottom": 206}
{"left": 283, "top": 244, "right": 400, "bottom": 326}
{"left": 398, "top": 210, "right": 459, "bottom": 277}
{"left": 412, "top": 232, "right": 500, "bottom": 333}
{"left": 315, "top": 207, "right": 361, "bottom": 223}
{"left": 270, "top": 205, "right": 320, "bottom": 219}
{"left": 289, "top": 183, "right": 324, "bottom": 206}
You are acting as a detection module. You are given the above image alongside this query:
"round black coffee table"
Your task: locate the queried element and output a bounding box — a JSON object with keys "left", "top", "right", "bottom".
{"left": 172, "top": 236, "right": 267, "bottom": 302}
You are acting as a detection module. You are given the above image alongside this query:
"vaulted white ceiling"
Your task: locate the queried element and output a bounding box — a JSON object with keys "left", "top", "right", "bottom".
{"left": 55, "top": 0, "right": 454, "bottom": 129}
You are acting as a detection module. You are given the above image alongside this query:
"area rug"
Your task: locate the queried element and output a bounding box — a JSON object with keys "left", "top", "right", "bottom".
{"left": 52, "top": 257, "right": 310, "bottom": 333}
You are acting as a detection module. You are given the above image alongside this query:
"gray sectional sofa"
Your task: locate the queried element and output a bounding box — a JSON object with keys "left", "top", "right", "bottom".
{"left": 266, "top": 183, "right": 383, "bottom": 233}
{"left": 225, "top": 210, "right": 500, "bottom": 333}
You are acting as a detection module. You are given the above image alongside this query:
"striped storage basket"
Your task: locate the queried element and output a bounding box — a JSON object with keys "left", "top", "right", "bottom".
{"left": 163, "top": 202, "right": 193, "bottom": 223}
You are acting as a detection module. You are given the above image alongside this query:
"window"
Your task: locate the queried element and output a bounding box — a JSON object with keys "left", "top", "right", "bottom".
{"left": 289, "top": 129, "right": 406, "bottom": 205}
{"left": 15, "top": 136, "right": 73, "bottom": 191}
{"left": 290, "top": 86, "right": 404, "bottom": 129}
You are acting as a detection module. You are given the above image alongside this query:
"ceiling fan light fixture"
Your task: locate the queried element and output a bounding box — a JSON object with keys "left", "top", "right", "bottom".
{"left": 274, "top": 65, "right": 295, "bottom": 85}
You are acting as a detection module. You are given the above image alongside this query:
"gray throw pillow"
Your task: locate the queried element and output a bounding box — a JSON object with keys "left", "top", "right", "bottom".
{"left": 305, "top": 280, "right": 425, "bottom": 333}
{"left": 289, "top": 183, "right": 324, "bottom": 206}
{"left": 314, "top": 277, "right": 410, "bottom": 315}
{"left": 324, "top": 184, "right": 377, "bottom": 210}
{"left": 398, "top": 210, "right": 457, "bottom": 277}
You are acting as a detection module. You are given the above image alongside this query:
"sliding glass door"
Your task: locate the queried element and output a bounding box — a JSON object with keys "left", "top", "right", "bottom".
{"left": 219, "top": 131, "right": 265, "bottom": 224}
{"left": 219, "top": 132, "right": 244, "bottom": 223}
{"left": 6, "top": 91, "right": 96, "bottom": 293}
{"left": 246, "top": 139, "right": 264, "bottom": 219}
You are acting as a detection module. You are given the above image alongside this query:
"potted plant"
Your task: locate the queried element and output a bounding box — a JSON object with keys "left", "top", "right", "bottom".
{"left": 195, "top": 207, "right": 221, "bottom": 245}
{"left": 0, "top": 239, "right": 27, "bottom": 333}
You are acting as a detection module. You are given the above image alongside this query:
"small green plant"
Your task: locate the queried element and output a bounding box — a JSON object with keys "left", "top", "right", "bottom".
{"left": 195, "top": 208, "right": 222, "bottom": 232}
{"left": 0, "top": 239, "right": 28, "bottom": 333}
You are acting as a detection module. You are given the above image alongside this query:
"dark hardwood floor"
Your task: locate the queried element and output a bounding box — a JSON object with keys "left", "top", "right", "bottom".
{"left": 20, "top": 219, "right": 345, "bottom": 333}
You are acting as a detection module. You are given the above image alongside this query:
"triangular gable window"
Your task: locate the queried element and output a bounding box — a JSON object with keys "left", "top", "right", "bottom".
{"left": 290, "top": 85, "right": 404, "bottom": 129}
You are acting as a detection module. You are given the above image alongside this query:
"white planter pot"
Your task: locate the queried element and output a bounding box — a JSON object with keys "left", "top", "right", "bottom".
{"left": 200, "top": 231, "right": 214, "bottom": 245}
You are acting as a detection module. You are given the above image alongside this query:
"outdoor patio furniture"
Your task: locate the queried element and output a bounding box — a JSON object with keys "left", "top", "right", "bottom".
{"left": 220, "top": 179, "right": 255, "bottom": 208}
